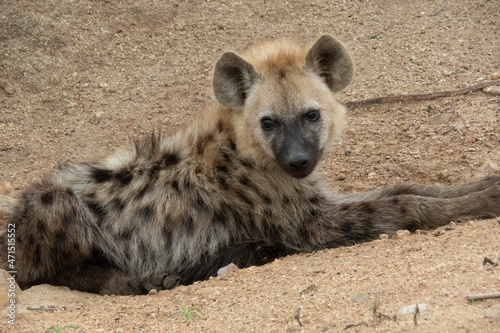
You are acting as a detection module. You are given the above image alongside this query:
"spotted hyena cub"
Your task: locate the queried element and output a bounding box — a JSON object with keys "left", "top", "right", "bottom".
{"left": 1, "top": 36, "right": 499, "bottom": 295}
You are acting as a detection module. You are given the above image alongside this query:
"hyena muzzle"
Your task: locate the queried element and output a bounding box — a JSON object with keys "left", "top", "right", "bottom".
{"left": 1, "top": 35, "right": 499, "bottom": 295}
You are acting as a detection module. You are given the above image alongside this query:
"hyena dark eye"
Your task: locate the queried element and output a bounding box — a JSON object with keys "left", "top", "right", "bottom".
{"left": 305, "top": 110, "right": 320, "bottom": 122}
{"left": 261, "top": 117, "right": 275, "bottom": 131}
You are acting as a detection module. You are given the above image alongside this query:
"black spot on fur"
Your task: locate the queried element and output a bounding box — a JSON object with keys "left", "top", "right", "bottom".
{"left": 218, "top": 177, "right": 228, "bottom": 190}
{"left": 241, "top": 159, "right": 254, "bottom": 169}
{"left": 36, "top": 219, "right": 46, "bottom": 233}
{"left": 340, "top": 204, "right": 350, "bottom": 211}
{"left": 391, "top": 197, "right": 400, "bottom": 205}
{"left": 91, "top": 167, "right": 113, "bottom": 183}
{"left": 172, "top": 180, "right": 180, "bottom": 192}
{"left": 73, "top": 242, "right": 80, "bottom": 251}
{"left": 40, "top": 191, "right": 54, "bottom": 206}
{"left": 33, "top": 245, "right": 41, "bottom": 267}
{"left": 400, "top": 206, "right": 407, "bottom": 215}
{"left": 119, "top": 229, "right": 134, "bottom": 241}
{"left": 282, "top": 195, "right": 291, "bottom": 205}
{"left": 111, "top": 198, "right": 125, "bottom": 211}
{"left": 140, "top": 204, "right": 155, "bottom": 220}
{"left": 309, "top": 208, "right": 319, "bottom": 217}
{"left": 184, "top": 216, "right": 195, "bottom": 234}
{"left": 164, "top": 153, "right": 180, "bottom": 166}
{"left": 115, "top": 170, "right": 133, "bottom": 186}
{"left": 136, "top": 185, "right": 150, "bottom": 200}
{"left": 308, "top": 194, "right": 322, "bottom": 205}
{"left": 28, "top": 234, "right": 35, "bottom": 245}
{"left": 405, "top": 221, "right": 419, "bottom": 232}
{"left": 299, "top": 225, "right": 310, "bottom": 242}
{"left": 229, "top": 139, "right": 237, "bottom": 151}
{"left": 339, "top": 220, "right": 353, "bottom": 235}
{"left": 183, "top": 177, "right": 193, "bottom": 190}
{"left": 236, "top": 190, "right": 254, "bottom": 207}
{"left": 87, "top": 202, "right": 106, "bottom": 225}
{"left": 66, "top": 188, "right": 74, "bottom": 196}
{"left": 264, "top": 208, "right": 273, "bottom": 218}
{"left": 162, "top": 220, "right": 172, "bottom": 239}
{"left": 222, "top": 152, "right": 232, "bottom": 163}
{"left": 197, "top": 133, "right": 214, "bottom": 155}
{"left": 217, "top": 121, "right": 224, "bottom": 133}
{"left": 62, "top": 214, "right": 73, "bottom": 228}
{"left": 214, "top": 208, "right": 228, "bottom": 227}
{"left": 195, "top": 193, "right": 206, "bottom": 209}
{"left": 55, "top": 230, "right": 67, "bottom": 243}
{"left": 217, "top": 165, "right": 229, "bottom": 174}
{"left": 262, "top": 195, "right": 272, "bottom": 204}
{"left": 239, "top": 175, "right": 257, "bottom": 191}
{"left": 360, "top": 202, "right": 375, "bottom": 214}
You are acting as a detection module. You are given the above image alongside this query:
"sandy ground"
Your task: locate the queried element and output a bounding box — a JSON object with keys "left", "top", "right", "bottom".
{"left": 0, "top": 0, "right": 499, "bottom": 332}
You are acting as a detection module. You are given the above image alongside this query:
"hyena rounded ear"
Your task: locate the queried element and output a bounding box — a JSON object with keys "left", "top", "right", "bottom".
{"left": 305, "top": 35, "right": 354, "bottom": 92}
{"left": 213, "top": 52, "right": 260, "bottom": 109}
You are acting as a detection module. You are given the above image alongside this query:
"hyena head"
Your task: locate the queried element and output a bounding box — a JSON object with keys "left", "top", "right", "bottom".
{"left": 213, "top": 35, "right": 353, "bottom": 178}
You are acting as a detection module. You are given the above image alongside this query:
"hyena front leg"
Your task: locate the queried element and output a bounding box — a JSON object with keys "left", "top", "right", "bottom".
{"left": 311, "top": 184, "right": 500, "bottom": 248}
{"left": 0, "top": 176, "right": 144, "bottom": 295}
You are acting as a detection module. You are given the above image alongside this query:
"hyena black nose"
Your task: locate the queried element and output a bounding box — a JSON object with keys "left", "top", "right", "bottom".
{"left": 287, "top": 151, "right": 310, "bottom": 170}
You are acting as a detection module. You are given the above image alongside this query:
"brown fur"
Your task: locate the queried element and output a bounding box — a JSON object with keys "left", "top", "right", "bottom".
{"left": 1, "top": 36, "right": 499, "bottom": 295}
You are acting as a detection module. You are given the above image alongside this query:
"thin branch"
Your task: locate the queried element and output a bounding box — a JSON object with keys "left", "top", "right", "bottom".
{"left": 413, "top": 303, "right": 420, "bottom": 326}
{"left": 344, "top": 80, "right": 500, "bottom": 108}
{"left": 465, "top": 292, "right": 500, "bottom": 301}
{"left": 294, "top": 307, "right": 303, "bottom": 327}
{"left": 431, "top": 0, "right": 448, "bottom": 16}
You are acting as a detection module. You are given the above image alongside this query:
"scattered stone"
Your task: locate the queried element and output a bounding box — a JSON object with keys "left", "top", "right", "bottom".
{"left": 90, "top": 112, "right": 104, "bottom": 125}
{"left": 433, "top": 229, "right": 446, "bottom": 237}
{"left": 148, "top": 289, "right": 158, "bottom": 295}
{"left": 483, "top": 86, "right": 500, "bottom": 96}
{"left": 336, "top": 173, "right": 346, "bottom": 180}
{"left": 491, "top": 72, "right": 500, "bottom": 80}
{"left": 0, "top": 182, "right": 12, "bottom": 195}
{"left": 379, "top": 234, "right": 389, "bottom": 240}
{"left": 217, "top": 263, "right": 239, "bottom": 277}
{"left": 415, "top": 229, "right": 429, "bottom": 235}
{"left": 0, "top": 79, "right": 15, "bottom": 95}
{"left": 397, "top": 303, "right": 431, "bottom": 316}
{"left": 353, "top": 294, "right": 370, "bottom": 303}
{"left": 485, "top": 310, "right": 500, "bottom": 322}
{"left": 393, "top": 230, "right": 411, "bottom": 239}
{"left": 428, "top": 112, "right": 453, "bottom": 125}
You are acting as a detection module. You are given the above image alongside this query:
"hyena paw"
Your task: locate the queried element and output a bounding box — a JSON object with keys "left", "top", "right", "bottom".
{"left": 143, "top": 273, "right": 181, "bottom": 291}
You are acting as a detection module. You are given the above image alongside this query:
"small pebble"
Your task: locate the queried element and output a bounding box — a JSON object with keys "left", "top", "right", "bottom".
{"left": 0, "top": 182, "right": 12, "bottom": 195}
{"left": 217, "top": 263, "right": 239, "bottom": 277}
{"left": 393, "top": 230, "right": 411, "bottom": 239}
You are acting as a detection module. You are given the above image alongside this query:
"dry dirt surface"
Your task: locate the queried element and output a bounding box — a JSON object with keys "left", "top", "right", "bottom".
{"left": 1, "top": 0, "right": 500, "bottom": 332}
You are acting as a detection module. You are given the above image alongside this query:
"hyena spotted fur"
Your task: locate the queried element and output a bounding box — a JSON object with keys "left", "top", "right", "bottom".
{"left": 1, "top": 35, "right": 500, "bottom": 295}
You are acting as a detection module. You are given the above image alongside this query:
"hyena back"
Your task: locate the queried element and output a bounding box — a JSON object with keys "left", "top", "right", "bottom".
{"left": 1, "top": 35, "right": 499, "bottom": 295}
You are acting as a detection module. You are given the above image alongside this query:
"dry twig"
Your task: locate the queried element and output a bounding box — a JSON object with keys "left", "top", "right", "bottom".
{"left": 344, "top": 322, "right": 369, "bottom": 330}
{"left": 483, "top": 257, "right": 499, "bottom": 267}
{"left": 294, "top": 307, "right": 303, "bottom": 327}
{"left": 344, "top": 80, "right": 500, "bottom": 108}
{"left": 413, "top": 303, "right": 420, "bottom": 326}
{"left": 431, "top": 0, "right": 448, "bottom": 16}
{"left": 465, "top": 292, "right": 500, "bottom": 301}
